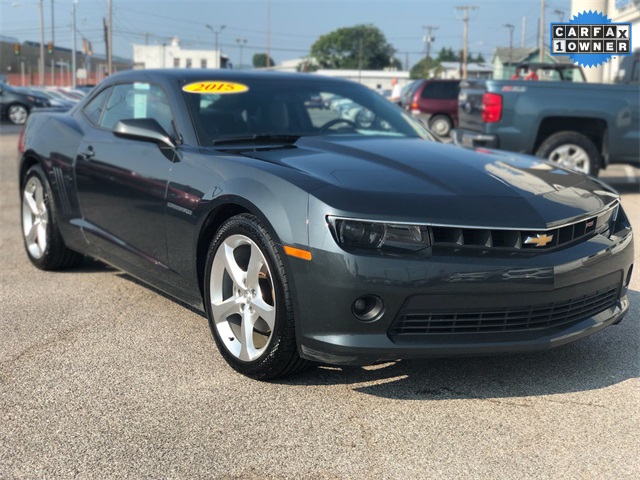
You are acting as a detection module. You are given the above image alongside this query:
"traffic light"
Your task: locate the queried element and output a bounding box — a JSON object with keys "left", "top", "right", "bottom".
{"left": 47, "top": 42, "right": 54, "bottom": 55}
{"left": 14, "top": 43, "right": 20, "bottom": 56}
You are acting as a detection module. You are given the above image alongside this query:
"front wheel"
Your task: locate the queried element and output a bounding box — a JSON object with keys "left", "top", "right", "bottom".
{"left": 535, "top": 131, "right": 601, "bottom": 177}
{"left": 204, "top": 213, "right": 309, "bottom": 380}
{"left": 8, "top": 104, "right": 29, "bottom": 125}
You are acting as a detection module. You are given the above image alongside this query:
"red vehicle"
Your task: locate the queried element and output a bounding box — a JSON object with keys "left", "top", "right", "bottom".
{"left": 407, "top": 79, "right": 460, "bottom": 137}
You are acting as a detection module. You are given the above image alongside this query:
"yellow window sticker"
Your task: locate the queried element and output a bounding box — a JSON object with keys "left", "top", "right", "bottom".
{"left": 182, "top": 81, "right": 249, "bottom": 94}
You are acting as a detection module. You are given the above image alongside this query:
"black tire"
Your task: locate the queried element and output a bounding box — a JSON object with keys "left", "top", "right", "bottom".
{"left": 535, "top": 131, "right": 601, "bottom": 177}
{"left": 428, "top": 114, "right": 453, "bottom": 137}
{"left": 8, "top": 103, "right": 29, "bottom": 125}
{"left": 204, "top": 213, "right": 310, "bottom": 380}
{"left": 21, "top": 165, "right": 84, "bottom": 270}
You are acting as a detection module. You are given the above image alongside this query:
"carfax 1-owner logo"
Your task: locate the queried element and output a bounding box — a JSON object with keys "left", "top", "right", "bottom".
{"left": 551, "top": 10, "right": 632, "bottom": 67}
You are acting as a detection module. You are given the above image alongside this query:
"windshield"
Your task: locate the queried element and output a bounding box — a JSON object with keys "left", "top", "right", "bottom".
{"left": 182, "top": 77, "right": 431, "bottom": 145}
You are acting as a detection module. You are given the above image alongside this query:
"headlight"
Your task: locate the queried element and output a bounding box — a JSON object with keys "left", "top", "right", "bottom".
{"left": 328, "top": 217, "right": 431, "bottom": 253}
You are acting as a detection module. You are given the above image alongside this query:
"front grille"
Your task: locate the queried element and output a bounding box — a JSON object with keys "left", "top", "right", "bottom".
{"left": 430, "top": 202, "right": 618, "bottom": 251}
{"left": 389, "top": 285, "right": 620, "bottom": 336}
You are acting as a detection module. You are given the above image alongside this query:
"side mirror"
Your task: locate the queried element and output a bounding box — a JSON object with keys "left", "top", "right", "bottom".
{"left": 113, "top": 118, "right": 175, "bottom": 148}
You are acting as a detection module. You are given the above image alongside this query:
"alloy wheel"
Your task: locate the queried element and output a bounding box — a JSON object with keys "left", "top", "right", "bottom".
{"left": 22, "top": 176, "right": 49, "bottom": 259}
{"left": 547, "top": 144, "right": 590, "bottom": 174}
{"left": 209, "top": 234, "right": 276, "bottom": 362}
{"left": 9, "top": 105, "right": 28, "bottom": 125}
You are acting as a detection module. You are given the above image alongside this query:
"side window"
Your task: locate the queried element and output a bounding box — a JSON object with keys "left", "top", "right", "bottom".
{"left": 446, "top": 82, "right": 460, "bottom": 99}
{"left": 421, "top": 82, "right": 449, "bottom": 100}
{"left": 82, "top": 87, "right": 113, "bottom": 125}
{"left": 99, "top": 82, "right": 175, "bottom": 135}
{"left": 632, "top": 60, "right": 640, "bottom": 83}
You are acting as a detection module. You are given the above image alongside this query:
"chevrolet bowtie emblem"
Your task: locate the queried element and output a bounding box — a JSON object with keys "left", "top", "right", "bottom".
{"left": 524, "top": 233, "right": 554, "bottom": 247}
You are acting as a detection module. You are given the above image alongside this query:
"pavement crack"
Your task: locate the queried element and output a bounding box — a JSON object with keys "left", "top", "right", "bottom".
{"left": 0, "top": 322, "right": 95, "bottom": 373}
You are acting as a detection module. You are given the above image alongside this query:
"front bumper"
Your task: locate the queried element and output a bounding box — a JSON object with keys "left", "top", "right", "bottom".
{"left": 288, "top": 227, "right": 634, "bottom": 366}
{"left": 452, "top": 128, "right": 498, "bottom": 149}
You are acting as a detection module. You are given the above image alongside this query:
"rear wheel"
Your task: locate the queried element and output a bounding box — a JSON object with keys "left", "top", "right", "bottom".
{"left": 21, "top": 165, "right": 83, "bottom": 270}
{"left": 204, "top": 213, "right": 309, "bottom": 380}
{"left": 428, "top": 114, "right": 453, "bottom": 137}
{"left": 8, "top": 104, "right": 29, "bottom": 125}
{"left": 536, "top": 131, "right": 601, "bottom": 177}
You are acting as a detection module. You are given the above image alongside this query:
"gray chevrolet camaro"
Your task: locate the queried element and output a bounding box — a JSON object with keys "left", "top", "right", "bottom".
{"left": 18, "top": 70, "right": 633, "bottom": 379}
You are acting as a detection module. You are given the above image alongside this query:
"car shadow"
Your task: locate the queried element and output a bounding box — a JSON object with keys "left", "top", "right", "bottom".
{"left": 99, "top": 263, "right": 638, "bottom": 400}
{"left": 278, "top": 289, "right": 639, "bottom": 401}
{"left": 116, "top": 272, "right": 206, "bottom": 318}
{"left": 599, "top": 179, "right": 639, "bottom": 195}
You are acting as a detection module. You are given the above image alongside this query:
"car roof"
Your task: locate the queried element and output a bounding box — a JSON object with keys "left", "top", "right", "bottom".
{"left": 103, "top": 69, "right": 351, "bottom": 86}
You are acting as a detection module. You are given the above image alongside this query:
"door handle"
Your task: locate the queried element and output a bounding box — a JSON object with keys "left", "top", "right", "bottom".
{"left": 80, "top": 146, "right": 95, "bottom": 159}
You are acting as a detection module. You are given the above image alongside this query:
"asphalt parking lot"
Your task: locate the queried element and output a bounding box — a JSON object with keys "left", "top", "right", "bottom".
{"left": 1, "top": 121, "right": 638, "bottom": 479}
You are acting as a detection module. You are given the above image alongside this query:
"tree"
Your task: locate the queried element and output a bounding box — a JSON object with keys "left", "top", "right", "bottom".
{"left": 436, "top": 47, "right": 459, "bottom": 63}
{"left": 253, "top": 53, "right": 276, "bottom": 68}
{"left": 311, "top": 24, "right": 397, "bottom": 70}
{"left": 410, "top": 57, "right": 434, "bottom": 79}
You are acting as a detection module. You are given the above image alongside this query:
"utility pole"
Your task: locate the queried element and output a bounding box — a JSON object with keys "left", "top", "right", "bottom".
{"left": 522, "top": 16, "right": 526, "bottom": 47}
{"left": 39, "top": 0, "right": 45, "bottom": 85}
{"left": 455, "top": 5, "right": 478, "bottom": 80}
{"left": 358, "top": 37, "right": 363, "bottom": 83}
{"left": 539, "top": 0, "right": 545, "bottom": 62}
{"left": 422, "top": 25, "right": 438, "bottom": 78}
{"left": 51, "top": 0, "right": 54, "bottom": 51}
{"left": 51, "top": 0, "right": 55, "bottom": 83}
{"left": 107, "top": 0, "right": 112, "bottom": 75}
{"left": 266, "top": 0, "right": 271, "bottom": 68}
{"left": 72, "top": 0, "right": 77, "bottom": 87}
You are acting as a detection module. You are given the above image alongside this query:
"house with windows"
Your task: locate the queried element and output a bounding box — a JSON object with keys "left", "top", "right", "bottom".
{"left": 492, "top": 47, "right": 573, "bottom": 79}
{"left": 434, "top": 61, "right": 493, "bottom": 79}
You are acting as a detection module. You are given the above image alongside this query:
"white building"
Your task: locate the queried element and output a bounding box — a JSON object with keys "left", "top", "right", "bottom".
{"left": 570, "top": 0, "right": 640, "bottom": 82}
{"left": 436, "top": 61, "right": 493, "bottom": 80}
{"left": 313, "top": 69, "right": 410, "bottom": 90}
{"left": 133, "top": 37, "right": 229, "bottom": 70}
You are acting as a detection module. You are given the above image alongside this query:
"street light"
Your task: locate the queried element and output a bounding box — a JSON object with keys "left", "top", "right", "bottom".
{"left": 71, "top": 1, "right": 78, "bottom": 87}
{"left": 504, "top": 23, "right": 515, "bottom": 72}
{"left": 13, "top": 0, "right": 45, "bottom": 85}
{"left": 236, "top": 38, "right": 247, "bottom": 70}
{"left": 554, "top": 9, "right": 564, "bottom": 22}
{"left": 206, "top": 24, "right": 226, "bottom": 68}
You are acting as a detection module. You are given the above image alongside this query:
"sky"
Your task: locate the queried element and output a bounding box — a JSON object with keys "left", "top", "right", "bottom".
{"left": 0, "top": 0, "right": 579, "bottom": 68}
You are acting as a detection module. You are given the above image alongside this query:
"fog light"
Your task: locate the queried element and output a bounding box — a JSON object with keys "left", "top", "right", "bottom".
{"left": 352, "top": 295, "right": 384, "bottom": 322}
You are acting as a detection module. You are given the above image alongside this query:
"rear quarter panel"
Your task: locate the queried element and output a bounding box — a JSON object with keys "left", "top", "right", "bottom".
{"left": 20, "top": 111, "right": 86, "bottom": 249}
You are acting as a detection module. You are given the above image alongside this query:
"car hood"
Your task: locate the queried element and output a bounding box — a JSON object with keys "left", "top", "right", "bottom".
{"left": 232, "top": 136, "right": 618, "bottom": 229}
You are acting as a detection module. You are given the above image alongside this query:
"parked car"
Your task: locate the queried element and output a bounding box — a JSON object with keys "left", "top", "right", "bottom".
{"left": 19, "top": 70, "right": 633, "bottom": 379}
{"left": 400, "top": 79, "right": 421, "bottom": 110}
{"left": 406, "top": 79, "right": 460, "bottom": 136}
{"left": 0, "top": 82, "right": 50, "bottom": 124}
{"left": 453, "top": 78, "right": 640, "bottom": 176}
{"left": 16, "top": 87, "right": 75, "bottom": 109}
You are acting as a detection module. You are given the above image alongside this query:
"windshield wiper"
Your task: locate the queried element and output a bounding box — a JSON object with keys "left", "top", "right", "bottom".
{"left": 212, "top": 134, "right": 300, "bottom": 146}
